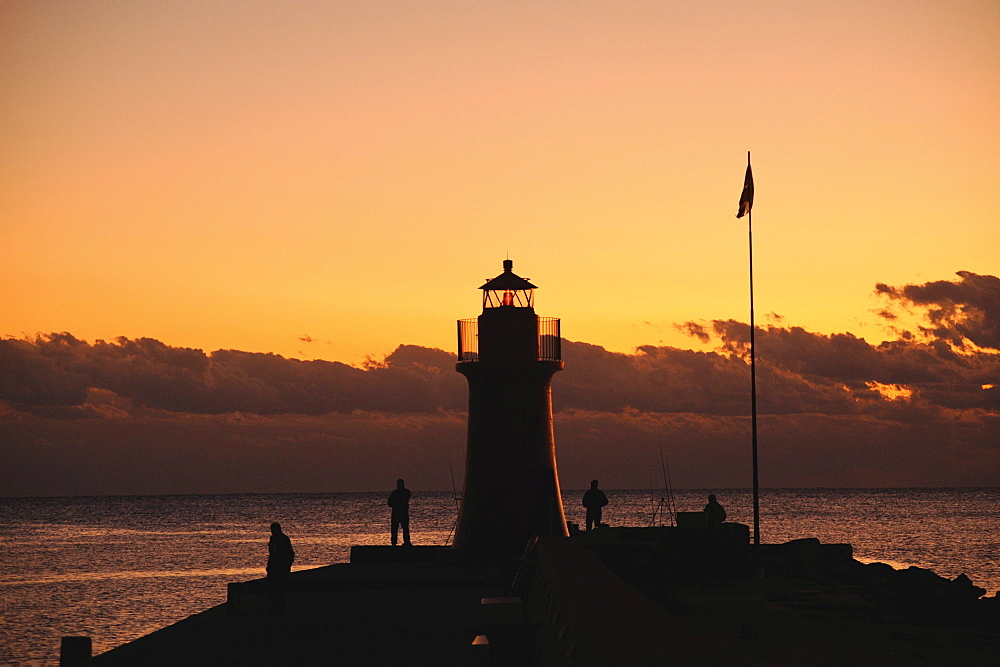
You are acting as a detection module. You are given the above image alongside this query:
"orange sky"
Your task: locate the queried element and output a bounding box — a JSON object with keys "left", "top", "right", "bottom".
{"left": 3, "top": 2, "right": 998, "bottom": 365}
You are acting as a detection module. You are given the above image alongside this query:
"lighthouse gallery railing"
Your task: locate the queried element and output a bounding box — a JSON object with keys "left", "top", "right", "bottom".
{"left": 457, "top": 317, "right": 561, "bottom": 362}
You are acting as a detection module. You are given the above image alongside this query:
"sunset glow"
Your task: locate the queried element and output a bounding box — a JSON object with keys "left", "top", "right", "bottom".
{"left": 865, "top": 382, "right": 913, "bottom": 402}
{"left": 3, "top": 2, "right": 997, "bottom": 364}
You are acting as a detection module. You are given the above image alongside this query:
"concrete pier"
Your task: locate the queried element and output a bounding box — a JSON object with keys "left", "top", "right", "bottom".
{"left": 95, "top": 555, "right": 504, "bottom": 665}
{"left": 91, "top": 532, "right": 998, "bottom": 665}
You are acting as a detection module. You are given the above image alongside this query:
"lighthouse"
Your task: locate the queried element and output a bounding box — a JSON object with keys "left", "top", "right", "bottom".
{"left": 453, "top": 259, "right": 568, "bottom": 561}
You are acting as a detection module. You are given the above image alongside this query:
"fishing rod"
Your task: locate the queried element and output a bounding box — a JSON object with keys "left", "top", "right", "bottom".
{"left": 445, "top": 445, "right": 461, "bottom": 546}
{"left": 648, "top": 471, "right": 656, "bottom": 527}
{"left": 648, "top": 470, "right": 666, "bottom": 527}
{"left": 659, "top": 442, "right": 677, "bottom": 527}
{"left": 664, "top": 454, "right": 678, "bottom": 527}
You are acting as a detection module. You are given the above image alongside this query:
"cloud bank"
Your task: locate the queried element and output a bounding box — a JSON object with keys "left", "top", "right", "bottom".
{"left": 2, "top": 272, "right": 997, "bottom": 495}
{"left": 876, "top": 270, "right": 1000, "bottom": 351}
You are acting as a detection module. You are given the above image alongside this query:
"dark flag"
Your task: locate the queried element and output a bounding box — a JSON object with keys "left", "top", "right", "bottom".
{"left": 736, "top": 153, "right": 754, "bottom": 218}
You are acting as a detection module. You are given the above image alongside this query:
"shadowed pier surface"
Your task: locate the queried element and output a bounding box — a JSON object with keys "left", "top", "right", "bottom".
{"left": 94, "top": 552, "right": 504, "bottom": 665}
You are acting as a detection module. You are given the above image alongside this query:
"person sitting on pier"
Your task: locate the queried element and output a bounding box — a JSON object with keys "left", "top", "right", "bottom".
{"left": 704, "top": 494, "right": 727, "bottom": 526}
{"left": 388, "top": 478, "right": 412, "bottom": 546}
{"left": 266, "top": 522, "right": 295, "bottom": 614}
{"left": 582, "top": 480, "right": 609, "bottom": 531}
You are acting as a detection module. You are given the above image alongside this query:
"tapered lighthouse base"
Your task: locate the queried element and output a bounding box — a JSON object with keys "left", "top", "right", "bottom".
{"left": 453, "top": 361, "right": 568, "bottom": 562}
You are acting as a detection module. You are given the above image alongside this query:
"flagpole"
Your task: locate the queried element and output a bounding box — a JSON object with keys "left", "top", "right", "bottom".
{"left": 736, "top": 150, "right": 760, "bottom": 552}
{"left": 748, "top": 201, "right": 760, "bottom": 548}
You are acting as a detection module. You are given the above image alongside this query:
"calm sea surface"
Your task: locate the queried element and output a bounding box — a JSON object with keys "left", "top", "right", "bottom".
{"left": 1, "top": 488, "right": 997, "bottom": 664}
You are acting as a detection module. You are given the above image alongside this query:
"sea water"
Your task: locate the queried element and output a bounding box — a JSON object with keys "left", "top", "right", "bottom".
{"left": 1, "top": 488, "right": 997, "bottom": 664}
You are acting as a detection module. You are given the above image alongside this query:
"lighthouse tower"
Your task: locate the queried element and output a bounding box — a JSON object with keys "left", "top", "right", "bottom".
{"left": 453, "top": 259, "right": 568, "bottom": 560}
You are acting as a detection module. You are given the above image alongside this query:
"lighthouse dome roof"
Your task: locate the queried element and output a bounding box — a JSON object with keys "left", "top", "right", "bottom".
{"left": 479, "top": 259, "right": 537, "bottom": 291}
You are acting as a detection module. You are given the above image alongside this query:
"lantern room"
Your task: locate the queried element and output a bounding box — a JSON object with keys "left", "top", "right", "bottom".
{"left": 480, "top": 259, "right": 535, "bottom": 310}
{"left": 457, "top": 259, "right": 561, "bottom": 364}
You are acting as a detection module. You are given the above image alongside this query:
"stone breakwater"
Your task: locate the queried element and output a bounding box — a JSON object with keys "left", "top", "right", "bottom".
{"left": 761, "top": 538, "right": 995, "bottom": 622}
{"left": 572, "top": 530, "right": 998, "bottom": 664}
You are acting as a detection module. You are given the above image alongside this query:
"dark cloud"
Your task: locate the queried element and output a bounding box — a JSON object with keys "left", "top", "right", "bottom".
{"left": 876, "top": 308, "right": 898, "bottom": 321}
{"left": 2, "top": 402, "right": 995, "bottom": 496}
{"left": 1, "top": 271, "right": 997, "bottom": 493}
{"left": 0, "top": 408, "right": 468, "bottom": 496}
{"left": 0, "top": 335, "right": 465, "bottom": 415}
{"left": 3, "top": 314, "right": 998, "bottom": 420}
{"left": 674, "top": 321, "right": 711, "bottom": 344}
{"left": 552, "top": 409, "right": 999, "bottom": 490}
{"left": 556, "top": 342, "right": 748, "bottom": 415}
{"left": 678, "top": 319, "right": 1000, "bottom": 413}
{"left": 0, "top": 335, "right": 90, "bottom": 406}
{"left": 359, "top": 345, "right": 466, "bottom": 413}
{"left": 876, "top": 271, "right": 1000, "bottom": 350}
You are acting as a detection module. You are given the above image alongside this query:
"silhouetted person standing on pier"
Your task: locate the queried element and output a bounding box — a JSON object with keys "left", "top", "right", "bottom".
{"left": 582, "top": 480, "right": 609, "bottom": 531}
{"left": 704, "top": 494, "right": 727, "bottom": 526}
{"left": 266, "top": 522, "right": 294, "bottom": 614}
{"left": 388, "top": 478, "right": 412, "bottom": 546}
